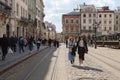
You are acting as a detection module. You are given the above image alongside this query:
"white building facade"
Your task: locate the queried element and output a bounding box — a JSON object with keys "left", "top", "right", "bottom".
{"left": 97, "top": 6, "right": 114, "bottom": 35}
{"left": 11, "top": 0, "right": 28, "bottom": 37}
{"left": 36, "top": 0, "right": 45, "bottom": 38}
{"left": 0, "top": 0, "right": 12, "bottom": 37}
{"left": 80, "top": 4, "right": 97, "bottom": 37}
{"left": 114, "top": 7, "right": 120, "bottom": 34}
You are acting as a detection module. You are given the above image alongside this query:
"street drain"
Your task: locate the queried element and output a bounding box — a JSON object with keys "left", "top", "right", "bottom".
{"left": 76, "top": 77, "right": 108, "bottom": 80}
{"left": 76, "top": 77, "right": 95, "bottom": 80}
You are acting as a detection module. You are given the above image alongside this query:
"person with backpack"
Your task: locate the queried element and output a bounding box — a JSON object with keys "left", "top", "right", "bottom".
{"left": 19, "top": 36, "right": 25, "bottom": 53}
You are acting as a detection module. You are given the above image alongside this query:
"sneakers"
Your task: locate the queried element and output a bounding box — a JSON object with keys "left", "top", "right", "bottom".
{"left": 81, "top": 64, "right": 84, "bottom": 66}
{"left": 79, "top": 63, "right": 84, "bottom": 67}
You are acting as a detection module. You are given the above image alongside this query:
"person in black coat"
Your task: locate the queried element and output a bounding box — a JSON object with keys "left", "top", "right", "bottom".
{"left": 77, "top": 36, "right": 88, "bottom": 66}
{"left": 0, "top": 34, "right": 10, "bottom": 60}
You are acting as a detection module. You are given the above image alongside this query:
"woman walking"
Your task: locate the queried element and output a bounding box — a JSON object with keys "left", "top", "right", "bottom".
{"left": 77, "top": 36, "right": 88, "bottom": 66}
{"left": 68, "top": 37, "right": 77, "bottom": 64}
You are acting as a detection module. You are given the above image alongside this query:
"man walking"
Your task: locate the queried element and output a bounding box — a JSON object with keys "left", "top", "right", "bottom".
{"left": 0, "top": 34, "right": 10, "bottom": 60}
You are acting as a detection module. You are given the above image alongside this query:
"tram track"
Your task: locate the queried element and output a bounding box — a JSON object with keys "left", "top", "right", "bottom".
{"left": 0, "top": 47, "right": 60, "bottom": 80}
{"left": 89, "top": 51, "right": 120, "bottom": 71}
{"left": 23, "top": 47, "right": 60, "bottom": 80}
{"left": 88, "top": 50, "right": 120, "bottom": 78}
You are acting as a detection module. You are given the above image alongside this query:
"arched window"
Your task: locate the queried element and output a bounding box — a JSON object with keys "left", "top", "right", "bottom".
{"left": 83, "top": 14, "right": 86, "bottom": 17}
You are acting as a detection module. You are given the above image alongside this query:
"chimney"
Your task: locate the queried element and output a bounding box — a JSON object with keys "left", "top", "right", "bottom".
{"left": 102, "top": 6, "right": 109, "bottom": 10}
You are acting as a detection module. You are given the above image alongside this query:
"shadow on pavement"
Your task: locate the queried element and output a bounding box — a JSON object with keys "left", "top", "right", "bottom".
{"left": 72, "top": 65, "right": 103, "bottom": 72}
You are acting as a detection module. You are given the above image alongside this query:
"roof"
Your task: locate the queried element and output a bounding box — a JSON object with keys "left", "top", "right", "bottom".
{"left": 64, "top": 11, "right": 80, "bottom": 15}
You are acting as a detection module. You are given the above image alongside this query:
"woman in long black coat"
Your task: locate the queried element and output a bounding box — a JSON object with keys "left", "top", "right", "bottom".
{"left": 77, "top": 36, "right": 88, "bottom": 66}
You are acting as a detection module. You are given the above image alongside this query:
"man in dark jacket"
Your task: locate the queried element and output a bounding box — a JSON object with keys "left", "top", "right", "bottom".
{"left": 0, "top": 34, "right": 10, "bottom": 60}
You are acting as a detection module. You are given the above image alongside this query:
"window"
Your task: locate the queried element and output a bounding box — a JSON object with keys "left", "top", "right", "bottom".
{"left": 89, "top": 26, "right": 91, "bottom": 30}
{"left": 116, "top": 15, "right": 118, "bottom": 19}
{"left": 93, "top": 14, "right": 96, "bottom": 17}
{"left": 99, "top": 20, "right": 101, "bottom": 24}
{"left": 116, "top": 21, "right": 118, "bottom": 24}
{"left": 104, "top": 27, "right": 106, "bottom": 31}
{"left": 83, "top": 14, "right": 86, "bottom": 17}
{"left": 104, "top": 20, "right": 106, "bottom": 24}
{"left": 89, "top": 19, "right": 91, "bottom": 24}
{"left": 71, "top": 19, "right": 73, "bottom": 23}
{"left": 16, "top": 3, "right": 19, "bottom": 16}
{"left": 104, "top": 14, "right": 107, "bottom": 18}
{"left": 83, "top": 26, "right": 86, "bottom": 30}
{"left": 66, "top": 19, "right": 68, "bottom": 23}
{"left": 21, "top": 6, "right": 22, "bottom": 17}
{"left": 83, "top": 19, "right": 86, "bottom": 23}
{"left": 76, "top": 20, "right": 78, "bottom": 24}
{"left": 71, "top": 27, "right": 73, "bottom": 31}
{"left": 99, "top": 14, "right": 101, "bottom": 18}
{"left": 109, "top": 27, "right": 111, "bottom": 30}
{"left": 89, "top": 14, "right": 91, "bottom": 17}
{"left": 109, "top": 14, "right": 112, "bottom": 17}
{"left": 109, "top": 21, "right": 112, "bottom": 24}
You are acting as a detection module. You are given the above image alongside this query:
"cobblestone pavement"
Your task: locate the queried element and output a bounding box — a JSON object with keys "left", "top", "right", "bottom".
{"left": 64, "top": 46, "right": 120, "bottom": 80}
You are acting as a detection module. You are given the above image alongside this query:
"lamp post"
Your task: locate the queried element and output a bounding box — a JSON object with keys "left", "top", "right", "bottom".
{"left": 93, "top": 21, "right": 100, "bottom": 49}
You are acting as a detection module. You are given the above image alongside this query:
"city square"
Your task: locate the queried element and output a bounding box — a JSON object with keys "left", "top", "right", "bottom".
{"left": 0, "top": 0, "right": 120, "bottom": 80}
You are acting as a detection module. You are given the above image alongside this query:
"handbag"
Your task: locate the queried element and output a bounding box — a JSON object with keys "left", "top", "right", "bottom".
{"left": 8, "top": 47, "right": 13, "bottom": 54}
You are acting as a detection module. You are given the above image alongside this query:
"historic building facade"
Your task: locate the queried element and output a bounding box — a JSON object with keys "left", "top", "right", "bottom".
{"left": 45, "top": 21, "right": 56, "bottom": 40}
{"left": 62, "top": 11, "right": 81, "bottom": 40}
{"left": 0, "top": 0, "right": 12, "bottom": 37}
{"left": 0, "top": 0, "right": 47, "bottom": 39}
{"left": 114, "top": 7, "right": 120, "bottom": 34}
{"left": 97, "top": 6, "right": 114, "bottom": 35}
{"left": 10, "top": 0, "right": 28, "bottom": 37}
{"left": 80, "top": 4, "right": 97, "bottom": 37}
{"left": 36, "top": 0, "right": 45, "bottom": 39}
{"left": 62, "top": 3, "right": 116, "bottom": 41}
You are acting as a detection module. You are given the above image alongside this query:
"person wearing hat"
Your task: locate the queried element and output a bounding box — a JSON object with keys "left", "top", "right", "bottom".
{"left": 68, "top": 37, "right": 77, "bottom": 64}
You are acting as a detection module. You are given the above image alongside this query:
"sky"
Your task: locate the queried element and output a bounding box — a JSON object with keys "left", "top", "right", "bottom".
{"left": 43, "top": 0, "right": 120, "bottom": 33}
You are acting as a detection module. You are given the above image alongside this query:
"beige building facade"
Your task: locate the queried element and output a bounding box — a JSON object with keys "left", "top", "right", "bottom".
{"left": 45, "top": 21, "right": 56, "bottom": 40}
{"left": 0, "top": 0, "right": 12, "bottom": 37}
{"left": 80, "top": 4, "right": 97, "bottom": 37}
{"left": 11, "top": 0, "right": 28, "bottom": 37}
{"left": 115, "top": 7, "right": 120, "bottom": 34}
{"left": 97, "top": 6, "right": 114, "bottom": 35}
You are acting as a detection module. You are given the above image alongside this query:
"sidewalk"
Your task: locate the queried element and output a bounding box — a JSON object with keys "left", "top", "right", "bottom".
{"left": 61, "top": 44, "right": 120, "bottom": 80}
{"left": 0, "top": 45, "right": 47, "bottom": 74}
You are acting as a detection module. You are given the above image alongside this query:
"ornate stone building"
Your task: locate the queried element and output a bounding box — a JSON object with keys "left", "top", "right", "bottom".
{"left": 62, "top": 10, "right": 81, "bottom": 40}
{"left": 62, "top": 3, "right": 116, "bottom": 41}
{"left": 80, "top": 4, "right": 97, "bottom": 37}
{"left": 36, "top": 0, "right": 45, "bottom": 39}
{"left": 0, "top": 0, "right": 12, "bottom": 37}
{"left": 114, "top": 7, "right": 120, "bottom": 34}
{"left": 97, "top": 6, "right": 114, "bottom": 35}
{"left": 45, "top": 21, "right": 56, "bottom": 40}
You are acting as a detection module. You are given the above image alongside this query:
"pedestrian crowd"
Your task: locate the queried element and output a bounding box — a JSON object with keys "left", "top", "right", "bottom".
{"left": 0, "top": 34, "right": 59, "bottom": 61}
{"left": 66, "top": 35, "right": 89, "bottom": 66}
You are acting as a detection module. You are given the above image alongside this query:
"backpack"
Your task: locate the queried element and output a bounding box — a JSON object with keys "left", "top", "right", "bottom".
{"left": 19, "top": 38, "right": 25, "bottom": 45}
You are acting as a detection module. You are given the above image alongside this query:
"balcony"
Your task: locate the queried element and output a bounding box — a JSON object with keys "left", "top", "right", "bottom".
{"left": 0, "top": 1, "right": 11, "bottom": 15}
{"left": 20, "top": 17, "right": 29, "bottom": 24}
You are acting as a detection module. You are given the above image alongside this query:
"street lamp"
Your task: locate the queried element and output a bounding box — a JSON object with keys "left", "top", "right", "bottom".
{"left": 93, "top": 21, "right": 100, "bottom": 49}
